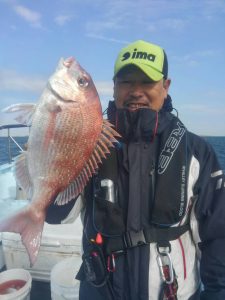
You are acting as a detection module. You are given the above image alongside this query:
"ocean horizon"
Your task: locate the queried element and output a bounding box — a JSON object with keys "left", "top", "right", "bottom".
{"left": 0, "top": 135, "right": 225, "bottom": 172}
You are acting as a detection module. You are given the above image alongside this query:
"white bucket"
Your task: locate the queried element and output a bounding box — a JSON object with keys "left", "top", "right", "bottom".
{"left": 51, "top": 257, "right": 81, "bottom": 300}
{"left": 0, "top": 268, "right": 32, "bottom": 300}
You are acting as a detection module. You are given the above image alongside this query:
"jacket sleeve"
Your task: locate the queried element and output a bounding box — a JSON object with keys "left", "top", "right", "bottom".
{"left": 193, "top": 142, "right": 225, "bottom": 300}
{"left": 45, "top": 195, "right": 84, "bottom": 224}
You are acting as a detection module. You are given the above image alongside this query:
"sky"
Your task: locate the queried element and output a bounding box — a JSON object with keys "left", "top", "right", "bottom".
{"left": 0, "top": 0, "right": 225, "bottom": 136}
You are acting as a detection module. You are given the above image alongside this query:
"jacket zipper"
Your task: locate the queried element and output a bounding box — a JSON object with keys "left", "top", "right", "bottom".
{"left": 150, "top": 161, "right": 155, "bottom": 201}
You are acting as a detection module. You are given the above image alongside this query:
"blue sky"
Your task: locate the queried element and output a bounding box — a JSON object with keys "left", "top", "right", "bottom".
{"left": 0, "top": 0, "right": 225, "bottom": 136}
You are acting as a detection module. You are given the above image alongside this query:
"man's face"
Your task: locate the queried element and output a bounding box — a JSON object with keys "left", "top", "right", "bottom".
{"left": 114, "top": 67, "right": 171, "bottom": 112}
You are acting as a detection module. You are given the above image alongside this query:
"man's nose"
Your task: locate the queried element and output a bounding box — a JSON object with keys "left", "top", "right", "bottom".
{"left": 129, "top": 83, "right": 144, "bottom": 98}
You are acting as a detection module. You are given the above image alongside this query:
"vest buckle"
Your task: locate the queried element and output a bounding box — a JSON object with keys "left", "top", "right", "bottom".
{"left": 123, "top": 229, "right": 147, "bottom": 248}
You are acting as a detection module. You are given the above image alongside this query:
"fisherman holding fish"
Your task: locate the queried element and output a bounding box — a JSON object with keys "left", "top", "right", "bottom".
{"left": 46, "top": 40, "right": 225, "bottom": 300}
{"left": 1, "top": 40, "right": 225, "bottom": 300}
{"left": 80, "top": 40, "right": 225, "bottom": 300}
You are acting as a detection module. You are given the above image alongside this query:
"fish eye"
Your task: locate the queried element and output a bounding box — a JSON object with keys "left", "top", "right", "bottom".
{"left": 77, "top": 76, "right": 89, "bottom": 88}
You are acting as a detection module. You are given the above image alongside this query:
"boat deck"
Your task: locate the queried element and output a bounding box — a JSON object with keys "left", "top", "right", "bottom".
{"left": 31, "top": 281, "right": 51, "bottom": 300}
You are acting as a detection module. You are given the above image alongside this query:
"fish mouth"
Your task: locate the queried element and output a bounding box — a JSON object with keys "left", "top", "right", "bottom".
{"left": 63, "top": 57, "right": 75, "bottom": 68}
{"left": 125, "top": 102, "right": 149, "bottom": 111}
{"left": 47, "top": 82, "right": 79, "bottom": 104}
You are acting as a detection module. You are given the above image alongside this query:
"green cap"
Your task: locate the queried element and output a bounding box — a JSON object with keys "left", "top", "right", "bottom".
{"left": 114, "top": 40, "right": 168, "bottom": 81}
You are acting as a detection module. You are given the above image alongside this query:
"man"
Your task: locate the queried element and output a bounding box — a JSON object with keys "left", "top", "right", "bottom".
{"left": 47, "top": 40, "right": 225, "bottom": 299}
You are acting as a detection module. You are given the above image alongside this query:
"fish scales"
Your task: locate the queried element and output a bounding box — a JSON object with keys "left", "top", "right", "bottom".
{"left": 0, "top": 57, "right": 119, "bottom": 265}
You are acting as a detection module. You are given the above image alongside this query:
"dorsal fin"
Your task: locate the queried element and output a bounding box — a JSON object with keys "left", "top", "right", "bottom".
{"left": 54, "top": 119, "right": 120, "bottom": 205}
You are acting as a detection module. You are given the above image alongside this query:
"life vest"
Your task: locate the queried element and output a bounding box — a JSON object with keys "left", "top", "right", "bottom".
{"left": 78, "top": 110, "right": 192, "bottom": 300}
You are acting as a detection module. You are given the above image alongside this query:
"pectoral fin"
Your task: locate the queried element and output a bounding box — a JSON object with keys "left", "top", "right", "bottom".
{"left": 2, "top": 103, "right": 36, "bottom": 126}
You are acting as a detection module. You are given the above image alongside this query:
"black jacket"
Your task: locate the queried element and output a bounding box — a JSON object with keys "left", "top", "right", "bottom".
{"left": 46, "top": 109, "right": 225, "bottom": 300}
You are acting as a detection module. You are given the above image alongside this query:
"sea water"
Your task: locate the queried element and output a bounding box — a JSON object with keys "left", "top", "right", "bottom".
{"left": 1, "top": 136, "right": 225, "bottom": 171}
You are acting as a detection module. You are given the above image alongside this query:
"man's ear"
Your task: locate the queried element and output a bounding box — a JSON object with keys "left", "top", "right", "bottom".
{"left": 163, "top": 79, "right": 171, "bottom": 92}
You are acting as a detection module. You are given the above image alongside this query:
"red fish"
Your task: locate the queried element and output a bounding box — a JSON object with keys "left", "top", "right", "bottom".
{"left": 0, "top": 57, "right": 119, "bottom": 266}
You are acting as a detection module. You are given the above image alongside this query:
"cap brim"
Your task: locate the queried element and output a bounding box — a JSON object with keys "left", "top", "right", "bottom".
{"left": 115, "top": 62, "right": 164, "bottom": 82}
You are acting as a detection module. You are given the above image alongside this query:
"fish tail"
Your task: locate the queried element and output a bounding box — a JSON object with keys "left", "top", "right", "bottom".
{"left": 0, "top": 206, "right": 45, "bottom": 266}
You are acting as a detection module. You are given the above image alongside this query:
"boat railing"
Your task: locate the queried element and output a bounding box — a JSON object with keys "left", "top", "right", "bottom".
{"left": 0, "top": 124, "right": 30, "bottom": 164}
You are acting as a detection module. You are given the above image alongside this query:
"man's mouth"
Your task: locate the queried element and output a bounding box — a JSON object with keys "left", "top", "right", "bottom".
{"left": 125, "top": 102, "right": 149, "bottom": 111}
